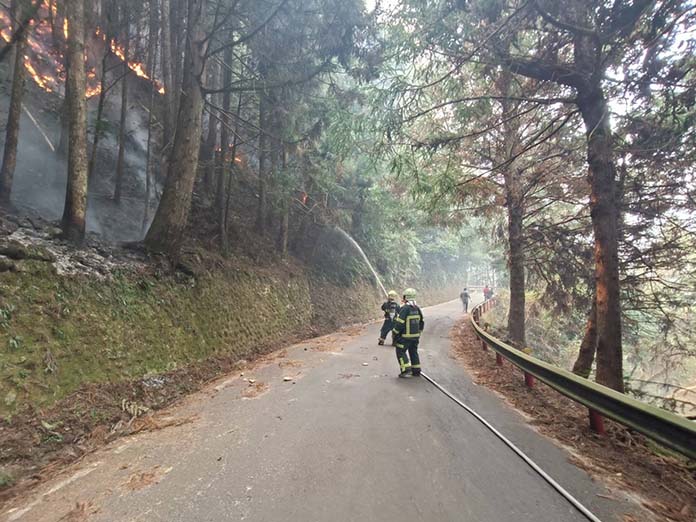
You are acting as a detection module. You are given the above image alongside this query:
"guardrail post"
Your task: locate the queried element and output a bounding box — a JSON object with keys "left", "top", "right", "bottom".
{"left": 481, "top": 339, "right": 487, "bottom": 351}
{"left": 495, "top": 353, "right": 503, "bottom": 366}
{"left": 589, "top": 409, "right": 605, "bottom": 435}
{"left": 524, "top": 372, "right": 535, "bottom": 388}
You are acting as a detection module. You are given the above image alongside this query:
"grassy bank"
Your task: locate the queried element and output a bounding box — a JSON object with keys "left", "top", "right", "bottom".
{"left": 0, "top": 258, "right": 381, "bottom": 417}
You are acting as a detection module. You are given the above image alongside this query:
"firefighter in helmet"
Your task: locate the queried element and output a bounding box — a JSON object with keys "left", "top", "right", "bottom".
{"left": 379, "top": 290, "right": 400, "bottom": 345}
{"left": 392, "top": 288, "right": 424, "bottom": 377}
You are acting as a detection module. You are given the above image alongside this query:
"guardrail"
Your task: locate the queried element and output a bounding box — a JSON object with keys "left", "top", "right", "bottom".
{"left": 470, "top": 299, "right": 696, "bottom": 460}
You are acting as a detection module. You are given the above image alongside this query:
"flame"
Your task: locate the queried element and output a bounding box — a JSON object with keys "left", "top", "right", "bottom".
{"left": 85, "top": 85, "right": 102, "bottom": 98}
{"left": 0, "top": 8, "right": 12, "bottom": 42}
{"left": 1, "top": 9, "right": 161, "bottom": 100}
{"left": 97, "top": 27, "right": 165, "bottom": 94}
{"left": 42, "top": 0, "right": 57, "bottom": 18}
{"left": 24, "top": 56, "right": 52, "bottom": 92}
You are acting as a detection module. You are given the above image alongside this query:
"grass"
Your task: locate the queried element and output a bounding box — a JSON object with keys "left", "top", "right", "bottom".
{"left": 0, "top": 259, "right": 374, "bottom": 417}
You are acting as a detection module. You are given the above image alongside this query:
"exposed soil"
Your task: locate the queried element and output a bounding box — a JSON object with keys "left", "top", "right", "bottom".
{"left": 451, "top": 318, "right": 696, "bottom": 522}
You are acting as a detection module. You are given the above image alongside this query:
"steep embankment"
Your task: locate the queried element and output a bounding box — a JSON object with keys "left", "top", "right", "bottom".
{"left": 0, "top": 239, "right": 381, "bottom": 419}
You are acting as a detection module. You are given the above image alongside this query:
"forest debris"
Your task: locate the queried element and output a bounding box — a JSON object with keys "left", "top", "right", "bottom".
{"left": 44, "top": 349, "right": 58, "bottom": 374}
{"left": 57, "top": 501, "right": 97, "bottom": 521}
{"left": 122, "top": 467, "right": 162, "bottom": 491}
{"left": 120, "top": 399, "right": 149, "bottom": 419}
{"left": 242, "top": 382, "right": 269, "bottom": 399}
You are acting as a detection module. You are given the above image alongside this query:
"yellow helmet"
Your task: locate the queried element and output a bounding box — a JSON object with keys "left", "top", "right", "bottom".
{"left": 403, "top": 288, "right": 417, "bottom": 300}
{"left": 388, "top": 290, "right": 398, "bottom": 299}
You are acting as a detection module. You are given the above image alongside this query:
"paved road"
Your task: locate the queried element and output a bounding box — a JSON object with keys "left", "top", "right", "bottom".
{"left": 2, "top": 299, "right": 645, "bottom": 522}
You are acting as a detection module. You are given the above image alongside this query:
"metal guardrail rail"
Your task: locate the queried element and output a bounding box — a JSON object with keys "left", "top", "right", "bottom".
{"left": 470, "top": 299, "right": 696, "bottom": 460}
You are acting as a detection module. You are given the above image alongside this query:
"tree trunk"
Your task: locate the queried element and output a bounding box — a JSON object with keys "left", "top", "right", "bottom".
{"left": 222, "top": 92, "right": 242, "bottom": 249}
{"left": 217, "top": 41, "right": 233, "bottom": 250}
{"left": 57, "top": 96, "right": 70, "bottom": 158}
{"left": 48, "top": 0, "right": 58, "bottom": 49}
{"left": 0, "top": 0, "right": 28, "bottom": 205}
{"left": 159, "top": 0, "right": 175, "bottom": 159}
{"left": 577, "top": 87, "right": 624, "bottom": 392}
{"left": 202, "top": 109, "right": 217, "bottom": 193}
{"left": 506, "top": 186, "right": 525, "bottom": 347}
{"left": 87, "top": 51, "right": 108, "bottom": 181}
{"left": 255, "top": 95, "right": 267, "bottom": 233}
{"left": 61, "top": 0, "right": 89, "bottom": 243}
{"left": 572, "top": 295, "right": 597, "bottom": 377}
{"left": 171, "top": 0, "right": 184, "bottom": 115}
{"left": 277, "top": 145, "right": 289, "bottom": 258}
{"left": 142, "top": 0, "right": 159, "bottom": 234}
{"left": 114, "top": 18, "right": 130, "bottom": 203}
{"left": 144, "top": 0, "right": 207, "bottom": 259}
{"left": 496, "top": 68, "right": 526, "bottom": 347}
{"left": 266, "top": 127, "right": 279, "bottom": 230}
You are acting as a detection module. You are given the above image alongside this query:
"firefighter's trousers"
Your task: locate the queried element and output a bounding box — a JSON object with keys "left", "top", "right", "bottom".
{"left": 395, "top": 339, "right": 421, "bottom": 375}
{"left": 379, "top": 319, "right": 394, "bottom": 341}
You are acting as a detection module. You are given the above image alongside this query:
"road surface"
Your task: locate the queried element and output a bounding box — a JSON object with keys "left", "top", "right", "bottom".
{"left": 2, "top": 299, "right": 645, "bottom": 522}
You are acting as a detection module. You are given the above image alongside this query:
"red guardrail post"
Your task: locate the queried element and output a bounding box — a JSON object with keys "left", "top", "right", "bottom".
{"left": 589, "top": 409, "right": 605, "bottom": 434}
{"left": 495, "top": 353, "right": 503, "bottom": 366}
{"left": 481, "top": 340, "right": 487, "bottom": 351}
{"left": 524, "top": 372, "right": 535, "bottom": 388}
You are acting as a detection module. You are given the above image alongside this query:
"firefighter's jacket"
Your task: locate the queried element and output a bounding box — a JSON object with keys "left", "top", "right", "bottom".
{"left": 381, "top": 300, "right": 400, "bottom": 320}
{"left": 392, "top": 302, "right": 424, "bottom": 341}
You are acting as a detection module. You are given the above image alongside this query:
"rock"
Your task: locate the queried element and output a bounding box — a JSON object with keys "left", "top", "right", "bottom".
{"left": 45, "top": 226, "right": 63, "bottom": 239}
{"left": 0, "top": 257, "right": 16, "bottom": 272}
{"left": 362, "top": 362, "right": 369, "bottom": 366}
{"left": 248, "top": 379, "right": 256, "bottom": 384}
{"left": 283, "top": 376, "right": 293, "bottom": 382}
{"left": 0, "top": 240, "right": 55, "bottom": 262}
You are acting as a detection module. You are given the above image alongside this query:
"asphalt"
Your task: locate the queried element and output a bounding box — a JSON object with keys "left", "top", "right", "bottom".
{"left": 1, "top": 298, "right": 647, "bottom": 522}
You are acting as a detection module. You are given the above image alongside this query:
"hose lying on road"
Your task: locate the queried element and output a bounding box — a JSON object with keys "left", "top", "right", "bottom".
{"left": 421, "top": 372, "right": 603, "bottom": 522}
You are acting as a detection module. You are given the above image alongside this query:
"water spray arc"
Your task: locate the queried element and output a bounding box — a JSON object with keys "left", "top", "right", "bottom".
{"left": 332, "top": 226, "right": 388, "bottom": 298}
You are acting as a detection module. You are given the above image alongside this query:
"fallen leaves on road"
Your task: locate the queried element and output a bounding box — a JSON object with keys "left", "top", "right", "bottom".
{"left": 129, "top": 414, "right": 197, "bottom": 435}
{"left": 278, "top": 360, "right": 303, "bottom": 369}
{"left": 57, "top": 501, "right": 98, "bottom": 521}
{"left": 242, "top": 382, "right": 269, "bottom": 399}
{"left": 122, "top": 466, "right": 164, "bottom": 491}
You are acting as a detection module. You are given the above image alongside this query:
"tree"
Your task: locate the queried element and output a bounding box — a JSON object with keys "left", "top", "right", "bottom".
{"left": 0, "top": 0, "right": 33, "bottom": 204}
{"left": 144, "top": 0, "right": 208, "bottom": 257}
{"left": 113, "top": 8, "right": 131, "bottom": 203}
{"left": 61, "top": 0, "right": 89, "bottom": 243}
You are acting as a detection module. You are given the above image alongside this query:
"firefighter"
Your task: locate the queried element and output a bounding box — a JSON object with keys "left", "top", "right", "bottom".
{"left": 392, "top": 288, "right": 424, "bottom": 377}
{"left": 378, "top": 290, "right": 400, "bottom": 345}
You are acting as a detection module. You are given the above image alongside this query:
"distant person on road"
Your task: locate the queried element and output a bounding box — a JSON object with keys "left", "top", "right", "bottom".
{"left": 459, "top": 287, "right": 470, "bottom": 313}
{"left": 392, "top": 288, "right": 424, "bottom": 378}
{"left": 378, "top": 290, "right": 400, "bottom": 346}
{"left": 483, "top": 284, "right": 491, "bottom": 300}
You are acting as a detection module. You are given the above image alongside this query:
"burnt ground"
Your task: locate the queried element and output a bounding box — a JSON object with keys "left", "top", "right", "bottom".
{"left": 451, "top": 318, "right": 696, "bottom": 522}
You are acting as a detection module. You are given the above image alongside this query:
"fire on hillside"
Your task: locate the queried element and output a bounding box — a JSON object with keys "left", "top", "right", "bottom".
{"left": 1, "top": 0, "right": 164, "bottom": 99}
